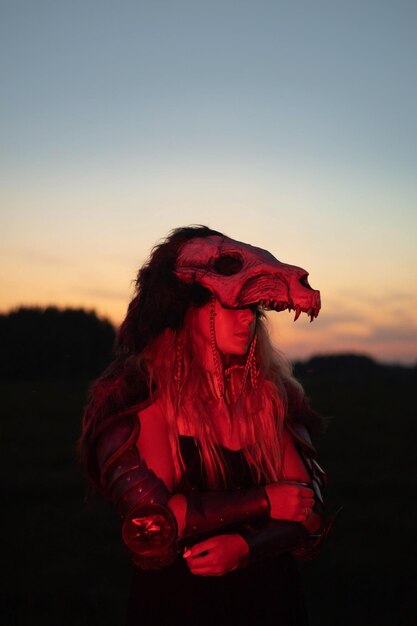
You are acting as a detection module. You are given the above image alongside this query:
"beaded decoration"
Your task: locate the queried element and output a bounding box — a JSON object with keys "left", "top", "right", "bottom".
{"left": 174, "top": 332, "right": 183, "bottom": 394}
{"left": 209, "top": 296, "right": 225, "bottom": 398}
{"left": 243, "top": 333, "right": 258, "bottom": 392}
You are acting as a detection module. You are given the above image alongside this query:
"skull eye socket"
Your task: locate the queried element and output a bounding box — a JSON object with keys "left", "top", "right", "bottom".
{"left": 299, "top": 274, "right": 312, "bottom": 289}
{"left": 212, "top": 254, "right": 243, "bottom": 276}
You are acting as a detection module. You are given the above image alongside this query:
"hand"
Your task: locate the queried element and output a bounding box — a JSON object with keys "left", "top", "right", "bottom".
{"left": 265, "top": 481, "right": 315, "bottom": 522}
{"left": 183, "top": 534, "right": 249, "bottom": 577}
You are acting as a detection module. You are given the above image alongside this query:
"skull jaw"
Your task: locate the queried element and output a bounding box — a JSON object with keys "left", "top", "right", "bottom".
{"left": 174, "top": 270, "right": 321, "bottom": 321}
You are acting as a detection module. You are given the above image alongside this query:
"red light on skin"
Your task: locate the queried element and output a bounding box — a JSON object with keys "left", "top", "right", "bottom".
{"left": 183, "top": 535, "right": 250, "bottom": 576}
{"left": 192, "top": 299, "right": 256, "bottom": 358}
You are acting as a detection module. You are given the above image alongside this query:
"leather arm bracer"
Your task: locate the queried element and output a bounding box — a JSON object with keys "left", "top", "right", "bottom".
{"left": 181, "top": 486, "right": 271, "bottom": 541}
{"left": 236, "top": 504, "right": 343, "bottom": 568}
{"left": 234, "top": 492, "right": 344, "bottom": 567}
{"left": 238, "top": 519, "right": 311, "bottom": 566}
{"left": 96, "top": 413, "right": 179, "bottom": 569}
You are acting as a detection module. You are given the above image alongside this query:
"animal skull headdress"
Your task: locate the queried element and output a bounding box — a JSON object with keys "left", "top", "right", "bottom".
{"left": 175, "top": 234, "right": 320, "bottom": 321}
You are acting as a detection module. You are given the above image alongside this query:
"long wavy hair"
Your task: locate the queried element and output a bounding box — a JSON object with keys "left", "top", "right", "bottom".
{"left": 79, "top": 225, "right": 323, "bottom": 492}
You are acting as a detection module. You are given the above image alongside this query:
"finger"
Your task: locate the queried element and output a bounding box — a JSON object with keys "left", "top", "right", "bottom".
{"left": 184, "top": 548, "right": 210, "bottom": 560}
{"left": 187, "top": 558, "right": 224, "bottom": 576}
{"left": 184, "top": 539, "right": 214, "bottom": 559}
{"left": 182, "top": 545, "right": 192, "bottom": 558}
{"left": 187, "top": 559, "right": 217, "bottom": 574}
{"left": 189, "top": 567, "right": 223, "bottom": 577}
{"left": 300, "top": 497, "right": 315, "bottom": 507}
{"left": 280, "top": 480, "right": 309, "bottom": 487}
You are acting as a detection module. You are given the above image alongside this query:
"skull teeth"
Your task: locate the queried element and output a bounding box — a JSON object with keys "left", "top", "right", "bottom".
{"left": 257, "top": 300, "right": 318, "bottom": 320}
{"left": 293, "top": 305, "right": 302, "bottom": 322}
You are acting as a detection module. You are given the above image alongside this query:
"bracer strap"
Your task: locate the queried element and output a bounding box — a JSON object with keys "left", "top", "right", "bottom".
{"left": 238, "top": 519, "right": 311, "bottom": 566}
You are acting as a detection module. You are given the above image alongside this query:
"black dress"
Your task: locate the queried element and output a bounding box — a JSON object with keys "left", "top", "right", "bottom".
{"left": 125, "top": 436, "right": 309, "bottom": 626}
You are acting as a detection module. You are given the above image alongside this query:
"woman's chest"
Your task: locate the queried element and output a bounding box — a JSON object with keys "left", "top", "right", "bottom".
{"left": 176, "top": 402, "right": 249, "bottom": 451}
{"left": 178, "top": 406, "right": 312, "bottom": 484}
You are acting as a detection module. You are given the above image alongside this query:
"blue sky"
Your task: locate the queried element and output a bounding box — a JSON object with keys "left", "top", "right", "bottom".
{"left": 1, "top": 0, "right": 416, "bottom": 363}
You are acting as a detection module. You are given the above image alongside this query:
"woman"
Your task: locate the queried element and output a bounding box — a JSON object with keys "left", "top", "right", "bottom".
{"left": 79, "top": 225, "right": 336, "bottom": 625}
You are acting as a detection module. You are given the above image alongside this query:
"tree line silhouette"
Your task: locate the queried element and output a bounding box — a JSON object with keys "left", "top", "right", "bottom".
{"left": 0, "top": 306, "right": 415, "bottom": 380}
{"left": 0, "top": 306, "right": 115, "bottom": 379}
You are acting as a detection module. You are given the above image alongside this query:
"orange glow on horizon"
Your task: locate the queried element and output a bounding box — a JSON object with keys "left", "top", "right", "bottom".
{"left": 1, "top": 295, "right": 416, "bottom": 366}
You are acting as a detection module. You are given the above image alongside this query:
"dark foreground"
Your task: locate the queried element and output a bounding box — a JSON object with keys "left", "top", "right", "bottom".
{"left": 3, "top": 363, "right": 416, "bottom": 625}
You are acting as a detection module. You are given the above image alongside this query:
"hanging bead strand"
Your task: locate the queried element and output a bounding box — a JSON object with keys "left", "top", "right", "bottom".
{"left": 174, "top": 332, "right": 183, "bottom": 394}
{"left": 240, "top": 334, "right": 258, "bottom": 397}
{"left": 209, "top": 297, "right": 224, "bottom": 398}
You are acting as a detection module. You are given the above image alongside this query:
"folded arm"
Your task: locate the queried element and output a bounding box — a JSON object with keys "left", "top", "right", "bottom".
{"left": 95, "top": 412, "right": 272, "bottom": 569}
{"left": 95, "top": 411, "right": 337, "bottom": 570}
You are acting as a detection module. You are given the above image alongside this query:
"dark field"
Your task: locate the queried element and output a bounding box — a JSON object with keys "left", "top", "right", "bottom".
{"left": 3, "top": 365, "right": 417, "bottom": 625}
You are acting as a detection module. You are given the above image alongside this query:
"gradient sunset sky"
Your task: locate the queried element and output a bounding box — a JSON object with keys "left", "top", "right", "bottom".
{"left": 1, "top": 1, "right": 416, "bottom": 364}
